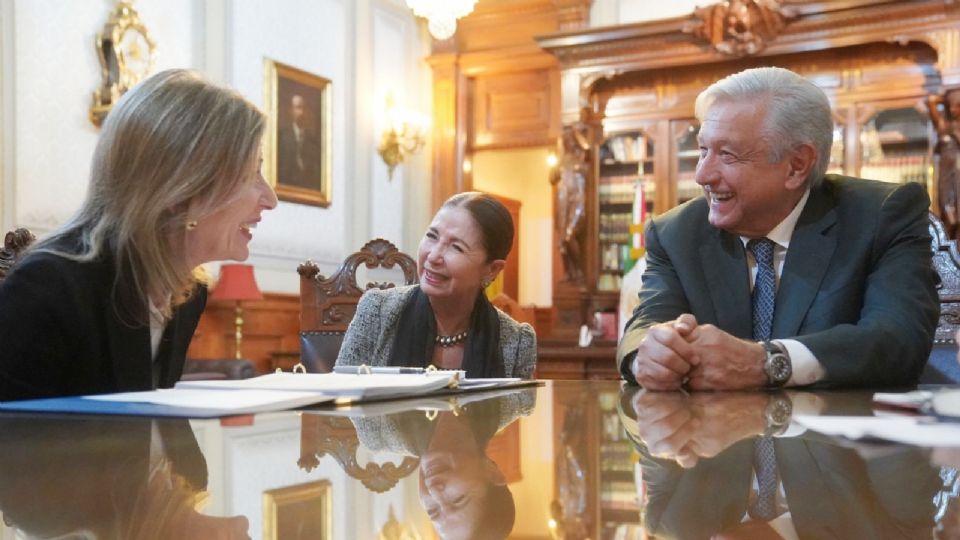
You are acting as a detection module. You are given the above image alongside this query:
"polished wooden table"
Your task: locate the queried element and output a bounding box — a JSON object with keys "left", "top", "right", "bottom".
{"left": 0, "top": 381, "right": 957, "bottom": 539}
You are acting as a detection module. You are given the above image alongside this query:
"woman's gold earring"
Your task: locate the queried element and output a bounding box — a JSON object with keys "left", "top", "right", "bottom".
{"left": 186, "top": 221, "right": 198, "bottom": 231}
{"left": 481, "top": 279, "right": 491, "bottom": 289}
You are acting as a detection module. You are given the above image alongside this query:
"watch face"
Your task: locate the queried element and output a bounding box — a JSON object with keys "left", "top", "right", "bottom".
{"left": 768, "top": 354, "right": 791, "bottom": 383}
{"left": 766, "top": 395, "right": 793, "bottom": 425}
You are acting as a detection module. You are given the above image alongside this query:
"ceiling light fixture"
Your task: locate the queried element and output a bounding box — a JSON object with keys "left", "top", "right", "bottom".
{"left": 405, "top": 0, "right": 477, "bottom": 40}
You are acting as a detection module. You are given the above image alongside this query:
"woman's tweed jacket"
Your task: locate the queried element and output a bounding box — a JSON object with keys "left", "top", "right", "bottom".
{"left": 335, "top": 285, "right": 536, "bottom": 378}
{"left": 353, "top": 388, "right": 537, "bottom": 457}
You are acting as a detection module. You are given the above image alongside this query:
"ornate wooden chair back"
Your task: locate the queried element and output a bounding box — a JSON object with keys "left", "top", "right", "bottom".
{"left": 297, "top": 238, "right": 417, "bottom": 373}
{"left": 924, "top": 212, "right": 960, "bottom": 382}
{"left": 0, "top": 228, "right": 36, "bottom": 282}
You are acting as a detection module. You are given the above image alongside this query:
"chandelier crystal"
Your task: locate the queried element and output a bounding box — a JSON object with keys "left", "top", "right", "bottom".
{"left": 405, "top": 0, "right": 477, "bottom": 40}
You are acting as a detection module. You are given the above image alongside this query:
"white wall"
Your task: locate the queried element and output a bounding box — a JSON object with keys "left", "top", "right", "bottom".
{"left": 0, "top": 0, "right": 431, "bottom": 294}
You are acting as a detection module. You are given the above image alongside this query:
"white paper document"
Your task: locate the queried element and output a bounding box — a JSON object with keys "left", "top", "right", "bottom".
{"left": 175, "top": 371, "right": 459, "bottom": 399}
{"left": 872, "top": 390, "right": 933, "bottom": 411}
{"left": 794, "top": 414, "right": 960, "bottom": 447}
{"left": 88, "top": 388, "right": 330, "bottom": 411}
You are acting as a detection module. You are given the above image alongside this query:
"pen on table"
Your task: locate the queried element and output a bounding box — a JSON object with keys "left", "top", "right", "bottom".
{"left": 332, "top": 365, "right": 425, "bottom": 375}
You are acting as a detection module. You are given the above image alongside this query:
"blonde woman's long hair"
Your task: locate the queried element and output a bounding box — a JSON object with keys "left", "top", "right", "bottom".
{"left": 36, "top": 69, "right": 266, "bottom": 324}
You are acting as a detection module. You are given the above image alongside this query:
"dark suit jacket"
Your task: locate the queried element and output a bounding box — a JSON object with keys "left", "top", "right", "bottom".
{"left": 639, "top": 438, "right": 941, "bottom": 540}
{"left": 277, "top": 124, "right": 322, "bottom": 189}
{"left": 618, "top": 176, "right": 940, "bottom": 387}
{"left": 0, "top": 237, "right": 206, "bottom": 400}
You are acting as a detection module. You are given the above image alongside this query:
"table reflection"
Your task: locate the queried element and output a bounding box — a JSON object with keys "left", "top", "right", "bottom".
{"left": 0, "top": 415, "right": 250, "bottom": 539}
{"left": 619, "top": 387, "right": 947, "bottom": 539}
{"left": 348, "top": 389, "right": 534, "bottom": 539}
{"left": 3, "top": 382, "right": 960, "bottom": 539}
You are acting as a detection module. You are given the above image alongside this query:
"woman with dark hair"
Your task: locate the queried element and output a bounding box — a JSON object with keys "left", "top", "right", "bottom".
{"left": 336, "top": 191, "right": 536, "bottom": 378}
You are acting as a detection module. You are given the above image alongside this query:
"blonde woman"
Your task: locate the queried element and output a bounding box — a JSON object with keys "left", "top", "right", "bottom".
{"left": 0, "top": 69, "right": 277, "bottom": 400}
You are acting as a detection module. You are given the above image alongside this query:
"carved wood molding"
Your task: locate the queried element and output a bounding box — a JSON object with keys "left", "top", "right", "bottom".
{"left": 538, "top": 0, "right": 960, "bottom": 99}
{"left": 684, "top": 0, "right": 797, "bottom": 57}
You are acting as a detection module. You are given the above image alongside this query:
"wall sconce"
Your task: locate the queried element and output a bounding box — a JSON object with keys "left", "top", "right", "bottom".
{"left": 546, "top": 152, "right": 558, "bottom": 168}
{"left": 377, "top": 95, "right": 428, "bottom": 180}
{"left": 210, "top": 264, "right": 263, "bottom": 360}
{"left": 405, "top": 0, "right": 477, "bottom": 40}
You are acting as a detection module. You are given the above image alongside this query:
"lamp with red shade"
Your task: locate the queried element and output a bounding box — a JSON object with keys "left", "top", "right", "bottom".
{"left": 210, "top": 264, "right": 263, "bottom": 359}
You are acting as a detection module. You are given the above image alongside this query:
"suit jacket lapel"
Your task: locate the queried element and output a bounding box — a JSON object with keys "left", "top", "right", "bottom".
{"left": 701, "top": 228, "right": 753, "bottom": 339}
{"left": 772, "top": 186, "right": 838, "bottom": 338}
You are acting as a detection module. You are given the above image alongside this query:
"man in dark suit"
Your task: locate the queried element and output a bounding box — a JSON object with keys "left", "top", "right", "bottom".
{"left": 618, "top": 66, "right": 939, "bottom": 390}
{"left": 277, "top": 93, "right": 322, "bottom": 189}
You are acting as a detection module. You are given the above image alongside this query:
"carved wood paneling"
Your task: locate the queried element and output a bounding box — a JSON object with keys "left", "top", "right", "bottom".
{"left": 538, "top": 0, "right": 960, "bottom": 106}
{"left": 427, "top": 0, "right": 589, "bottom": 212}
{"left": 428, "top": 54, "right": 469, "bottom": 212}
{"left": 473, "top": 69, "right": 560, "bottom": 150}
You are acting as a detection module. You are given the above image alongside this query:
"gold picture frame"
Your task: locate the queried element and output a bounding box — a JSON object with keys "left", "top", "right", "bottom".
{"left": 263, "top": 480, "right": 332, "bottom": 540}
{"left": 263, "top": 59, "right": 332, "bottom": 207}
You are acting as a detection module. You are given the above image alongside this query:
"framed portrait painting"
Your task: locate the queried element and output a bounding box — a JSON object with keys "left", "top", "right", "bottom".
{"left": 263, "top": 59, "right": 332, "bottom": 207}
{"left": 263, "top": 480, "right": 332, "bottom": 540}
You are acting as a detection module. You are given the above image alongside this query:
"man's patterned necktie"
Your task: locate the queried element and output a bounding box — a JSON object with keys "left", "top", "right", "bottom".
{"left": 747, "top": 238, "right": 779, "bottom": 522}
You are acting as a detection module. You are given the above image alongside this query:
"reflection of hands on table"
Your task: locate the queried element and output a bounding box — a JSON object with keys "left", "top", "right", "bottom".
{"left": 632, "top": 390, "right": 769, "bottom": 468}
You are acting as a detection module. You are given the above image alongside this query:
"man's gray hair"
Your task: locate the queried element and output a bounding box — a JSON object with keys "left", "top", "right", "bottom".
{"left": 694, "top": 67, "right": 833, "bottom": 186}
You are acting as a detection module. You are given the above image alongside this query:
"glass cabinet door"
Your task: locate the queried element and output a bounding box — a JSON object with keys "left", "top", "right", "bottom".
{"left": 598, "top": 129, "right": 655, "bottom": 291}
{"left": 672, "top": 120, "right": 700, "bottom": 207}
{"left": 828, "top": 110, "right": 847, "bottom": 175}
{"left": 856, "top": 102, "right": 933, "bottom": 192}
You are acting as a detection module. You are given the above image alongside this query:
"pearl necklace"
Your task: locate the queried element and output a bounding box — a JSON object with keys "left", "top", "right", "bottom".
{"left": 435, "top": 330, "right": 468, "bottom": 347}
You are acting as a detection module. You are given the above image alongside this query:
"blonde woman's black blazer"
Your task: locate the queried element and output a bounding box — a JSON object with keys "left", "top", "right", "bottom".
{"left": 0, "top": 239, "right": 206, "bottom": 401}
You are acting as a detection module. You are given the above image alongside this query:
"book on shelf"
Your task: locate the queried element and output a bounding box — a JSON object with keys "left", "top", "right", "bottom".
{"left": 0, "top": 370, "right": 538, "bottom": 418}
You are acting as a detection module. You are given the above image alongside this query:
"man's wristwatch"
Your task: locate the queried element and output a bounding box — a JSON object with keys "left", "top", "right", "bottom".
{"left": 761, "top": 340, "right": 792, "bottom": 387}
{"left": 763, "top": 393, "right": 793, "bottom": 437}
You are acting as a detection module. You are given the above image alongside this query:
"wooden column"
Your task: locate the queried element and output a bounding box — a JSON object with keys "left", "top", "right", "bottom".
{"left": 427, "top": 53, "right": 470, "bottom": 212}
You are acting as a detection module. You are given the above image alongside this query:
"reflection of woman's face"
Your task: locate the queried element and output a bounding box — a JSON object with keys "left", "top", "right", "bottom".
{"left": 417, "top": 206, "right": 496, "bottom": 303}
{"left": 419, "top": 454, "right": 490, "bottom": 538}
{"left": 417, "top": 412, "right": 496, "bottom": 539}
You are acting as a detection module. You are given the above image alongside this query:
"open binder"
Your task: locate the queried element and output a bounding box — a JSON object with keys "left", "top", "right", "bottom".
{"left": 0, "top": 367, "right": 537, "bottom": 418}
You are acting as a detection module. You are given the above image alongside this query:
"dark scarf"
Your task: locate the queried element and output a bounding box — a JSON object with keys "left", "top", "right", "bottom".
{"left": 388, "top": 285, "right": 505, "bottom": 378}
